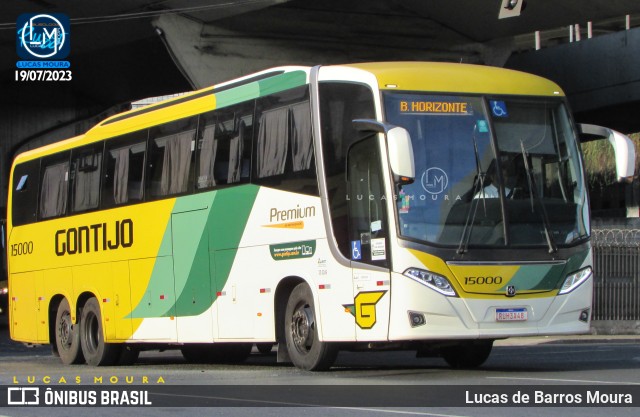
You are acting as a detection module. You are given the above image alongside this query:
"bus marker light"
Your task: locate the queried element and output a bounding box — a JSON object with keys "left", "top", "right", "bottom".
{"left": 260, "top": 288, "right": 271, "bottom": 294}
{"left": 257, "top": 312, "right": 262, "bottom": 317}
{"left": 377, "top": 280, "right": 389, "bottom": 286}
{"left": 216, "top": 291, "right": 225, "bottom": 297}
{"left": 160, "top": 295, "right": 165, "bottom": 300}
{"left": 319, "top": 284, "right": 331, "bottom": 290}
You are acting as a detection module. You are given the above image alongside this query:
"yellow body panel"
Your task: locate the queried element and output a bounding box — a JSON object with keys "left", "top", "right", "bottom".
{"left": 349, "top": 62, "right": 565, "bottom": 96}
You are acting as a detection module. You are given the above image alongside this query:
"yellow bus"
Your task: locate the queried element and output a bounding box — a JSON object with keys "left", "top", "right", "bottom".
{"left": 7, "top": 62, "right": 632, "bottom": 370}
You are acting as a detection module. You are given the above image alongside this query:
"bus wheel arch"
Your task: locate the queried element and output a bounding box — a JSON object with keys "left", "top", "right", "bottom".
{"left": 274, "top": 276, "right": 306, "bottom": 359}
{"left": 48, "top": 294, "right": 66, "bottom": 357}
{"left": 283, "top": 281, "right": 338, "bottom": 371}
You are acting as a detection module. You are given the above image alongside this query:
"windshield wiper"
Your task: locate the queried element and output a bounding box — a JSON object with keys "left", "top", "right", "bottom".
{"left": 457, "top": 125, "right": 485, "bottom": 255}
{"left": 520, "top": 141, "right": 557, "bottom": 254}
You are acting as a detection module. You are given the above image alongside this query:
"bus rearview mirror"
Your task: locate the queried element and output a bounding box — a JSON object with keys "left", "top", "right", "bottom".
{"left": 386, "top": 127, "right": 415, "bottom": 184}
{"left": 578, "top": 124, "right": 636, "bottom": 182}
{"left": 352, "top": 120, "right": 415, "bottom": 184}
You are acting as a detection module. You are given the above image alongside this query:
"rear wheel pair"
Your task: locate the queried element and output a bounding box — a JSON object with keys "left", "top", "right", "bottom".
{"left": 54, "top": 297, "right": 138, "bottom": 366}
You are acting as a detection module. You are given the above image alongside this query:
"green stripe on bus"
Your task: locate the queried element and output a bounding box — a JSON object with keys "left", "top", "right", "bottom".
{"left": 215, "top": 71, "right": 307, "bottom": 109}
{"left": 497, "top": 249, "right": 590, "bottom": 292}
{"left": 129, "top": 185, "right": 259, "bottom": 319}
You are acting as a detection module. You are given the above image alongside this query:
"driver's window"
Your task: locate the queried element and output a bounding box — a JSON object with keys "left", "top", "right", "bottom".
{"left": 347, "top": 137, "right": 389, "bottom": 267}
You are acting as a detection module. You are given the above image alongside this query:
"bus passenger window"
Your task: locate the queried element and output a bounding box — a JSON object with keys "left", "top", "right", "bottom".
{"left": 70, "top": 145, "right": 102, "bottom": 213}
{"left": 102, "top": 132, "right": 147, "bottom": 208}
{"left": 196, "top": 103, "right": 253, "bottom": 190}
{"left": 256, "top": 106, "right": 288, "bottom": 178}
{"left": 11, "top": 159, "right": 40, "bottom": 226}
{"left": 253, "top": 86, "right": 317, "bottom": 195}
{"left": 147, "top": 117, "right": 197, "bottom": 198}
{"left": 40, "top": 153, "right": 70, "bottom": 219}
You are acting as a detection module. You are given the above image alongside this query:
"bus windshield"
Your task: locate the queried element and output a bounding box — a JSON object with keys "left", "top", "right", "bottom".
{"left": 384, "top": 92, "right": 588, "bottom": 249}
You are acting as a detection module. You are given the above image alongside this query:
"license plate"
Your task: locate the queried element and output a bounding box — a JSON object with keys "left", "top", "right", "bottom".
{"left": 496, "top": 308, "right": 527, "bottom": 322}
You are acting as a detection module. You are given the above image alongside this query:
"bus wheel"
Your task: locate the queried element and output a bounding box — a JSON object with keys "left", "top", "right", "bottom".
{"left": 284, "top": 283, "right": 337, "bottom": 371}
{"left": 440, "top": 340, "right": 494, "bottom": 369}
{"left": 54, "top": 298, "right": 84, "bottom": 365}
{"left": 79, "top": 297, "right": 121, "bottom": 366}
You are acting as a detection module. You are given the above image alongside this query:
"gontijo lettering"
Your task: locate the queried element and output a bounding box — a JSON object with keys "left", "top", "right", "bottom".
{"left": 55, "top": 219, "right": 133, "bottom": 256}
{"left": 400, "top": 100, "right": 470, "bottom": 114}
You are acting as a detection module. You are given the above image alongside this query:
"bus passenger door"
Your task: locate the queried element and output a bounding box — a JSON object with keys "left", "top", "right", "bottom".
{"left": 347, "top": 137, "right": 391, "bottom": 342}
{"left": 171, "top": 208, "right": 214, "bottom": 343}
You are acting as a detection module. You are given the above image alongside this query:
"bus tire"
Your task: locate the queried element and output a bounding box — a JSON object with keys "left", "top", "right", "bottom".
{"left": 284, "top": 283, "right": 337, "bottom": 371}
{"left": 441, "top": 339, "right": 494, "bottom": 369}
{"left": 79, "top": 297, "right": 121, "bottom": 366}
{"left": 54, "top": 298, "right": 84, "bottom": 365}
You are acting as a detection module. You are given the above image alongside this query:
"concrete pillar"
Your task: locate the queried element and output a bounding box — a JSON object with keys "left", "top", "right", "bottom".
{"left": 152, "top": 14, "right": 329, "bottom": 88}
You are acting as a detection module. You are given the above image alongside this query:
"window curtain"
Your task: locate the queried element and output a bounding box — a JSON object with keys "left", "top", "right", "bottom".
{"left": 160, "top": 130, "right": 194, "bottom": 195}
{"left": 198, "top": 124, "right": 217, "bottom": 188}
{"left": 228, "top": 121, "right": 245, "bottom": 183}
{"left": 112, "top": 147, "right": 130, "bottom": 204}
{"left": 291, "top": 102, "right": 313, "bottom": 171}
{"left": 256, "top": 107, "right": 288, "bottom": 178}
{"left": 39, "top": 161, "right": 69, "bottom": 218}
{"left": 73, "top": 154, "right": 101, "bottom": 211}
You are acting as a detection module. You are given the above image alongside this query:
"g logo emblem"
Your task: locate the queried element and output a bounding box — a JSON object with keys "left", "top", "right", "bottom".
{"left": 343, "top": 291, "right": 387, "bottom": 329}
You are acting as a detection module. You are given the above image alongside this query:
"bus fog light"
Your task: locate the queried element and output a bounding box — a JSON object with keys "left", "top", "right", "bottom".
{"left": 559, "top": 267, "right": 592, "bottom": 295}
{"left": 403, "top": 268, "right": 457, "bottom": 296}
{"left": 579, "top": 309, "right": 590, "bottom": 323}
{"left": 408, "top": 311, "right": 426, "bottom": 327}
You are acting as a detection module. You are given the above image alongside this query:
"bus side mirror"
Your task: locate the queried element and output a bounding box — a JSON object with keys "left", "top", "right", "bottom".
{"left": 352, "top": 120, "right": 415, "bottom": 184}
{"left": 578, "top": 124, "right": 636, "bottom": 182}
{"left": 386, "top": 127, "right": 415, "bottom": 184}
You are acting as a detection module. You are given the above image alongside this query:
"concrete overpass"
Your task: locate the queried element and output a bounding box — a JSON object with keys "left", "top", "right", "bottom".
{"left": 1, "top": 0, "right": 640, "bottom": 207}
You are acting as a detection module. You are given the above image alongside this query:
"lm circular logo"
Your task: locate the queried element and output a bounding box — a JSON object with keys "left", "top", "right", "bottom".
{"left": 421, "top": 167, "right": 449, "bottom": 194}
{"left": 17, "top": 14, "right": 70, "bottom": 60}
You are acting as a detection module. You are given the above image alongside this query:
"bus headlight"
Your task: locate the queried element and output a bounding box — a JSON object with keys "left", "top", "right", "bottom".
{"left": 403, "top": 268, "right": 457, "bottom": 297}
{"left": 559, "top": 267, "right": 592, "bottom": 295}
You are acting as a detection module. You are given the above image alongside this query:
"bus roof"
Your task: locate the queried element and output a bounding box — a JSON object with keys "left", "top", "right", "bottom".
{"left": 346, "top": 62, "right": 565, "bottom": 97}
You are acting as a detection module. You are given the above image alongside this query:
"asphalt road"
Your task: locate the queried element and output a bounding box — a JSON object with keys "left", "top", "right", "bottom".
{"left": 1, "top": 323, "right": 639, "bottom": 417}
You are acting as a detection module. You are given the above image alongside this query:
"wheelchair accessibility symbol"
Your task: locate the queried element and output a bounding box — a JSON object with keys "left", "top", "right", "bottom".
{"left": 490, "top": 100, "right": 508, "bottom": 117}
{"left": 351, "top": 240, "right": 362, "bottom": 260}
